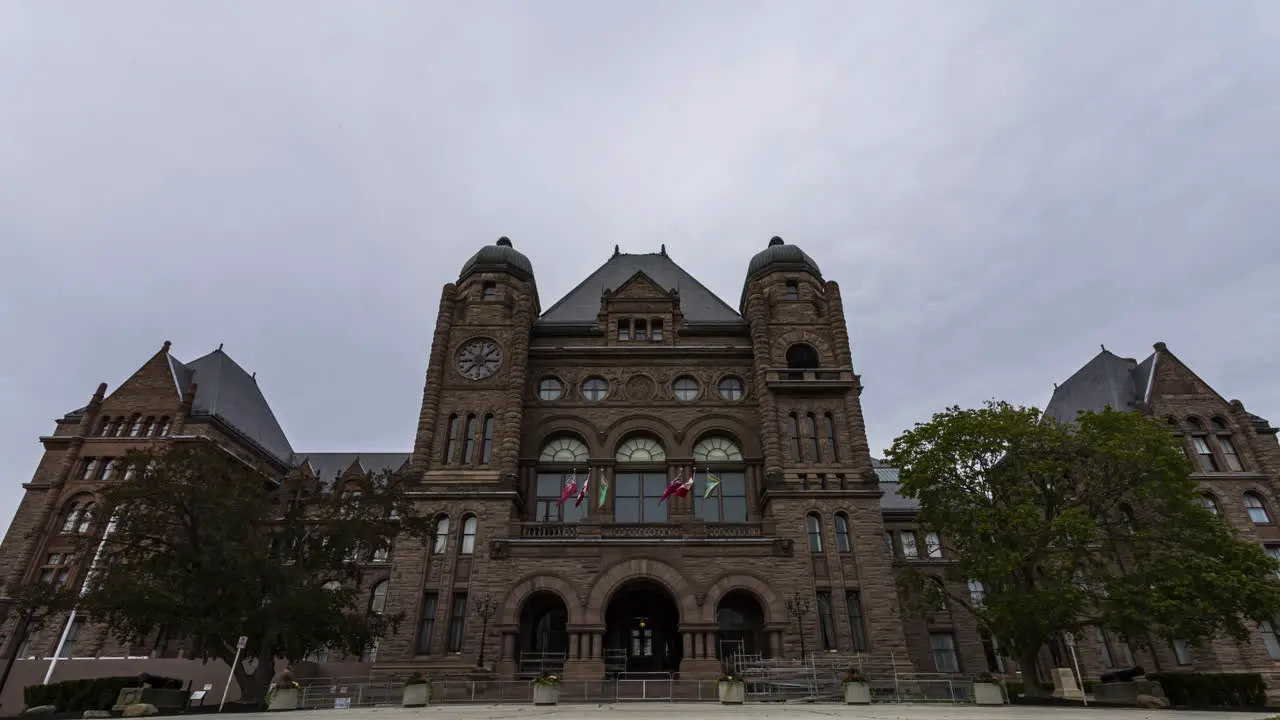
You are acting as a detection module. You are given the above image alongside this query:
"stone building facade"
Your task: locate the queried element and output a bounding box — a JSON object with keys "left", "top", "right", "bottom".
{"left": 0, "top": 236, "right": 1278, "bottom": 706}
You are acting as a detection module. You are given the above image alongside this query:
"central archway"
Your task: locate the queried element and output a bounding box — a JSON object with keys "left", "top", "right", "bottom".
{"left": 604, "top": 579, "right": 682, "bottom": 676}
{"left": 516, "top": 591, "right": 569, "bottom": 678}
{"left": 716, "top": 590, "right": 767, "bottom": 671}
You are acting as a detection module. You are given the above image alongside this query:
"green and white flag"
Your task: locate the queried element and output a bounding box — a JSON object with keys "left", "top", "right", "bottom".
{"left": 597, "top": 468, "right": 610, "bottom": 508}
{"left": 703, "top": 470, "right": 721, "bottom": 498}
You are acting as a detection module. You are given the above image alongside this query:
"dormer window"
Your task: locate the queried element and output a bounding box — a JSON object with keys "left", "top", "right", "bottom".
{"left": 784, "top": 282, "right": 799, "bottom": 300}
{"left": 634, "top": 319, "right": 647, "bottom": 341}
{"left": 481, "top": 282, "right": 498, "bottom": 301}
{"left": 651, "top": 320, "right": 663, "bottom": 341}
{"left": 616, "top": 318, "right": 664, "bottom": 342}
{"left": 617, "top": 320, "right": 629, "bottom": 341}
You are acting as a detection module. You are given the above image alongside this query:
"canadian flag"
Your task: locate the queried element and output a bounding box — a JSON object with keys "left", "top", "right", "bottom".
{"left": 553, "top": 472, "right": 578, "bottom": 508}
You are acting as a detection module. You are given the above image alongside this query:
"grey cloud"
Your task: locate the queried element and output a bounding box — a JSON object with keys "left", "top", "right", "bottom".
{"left": 1, "top": 0, "right": 1277, "bottom": 528}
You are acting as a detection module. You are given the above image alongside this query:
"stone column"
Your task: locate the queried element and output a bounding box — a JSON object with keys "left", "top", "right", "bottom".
{"left": 497, "top": 290, "right": 535, "bottom": 477}
{"left": 682, "top": 631, "right": 693, "bottom": 658}
{"left": 410, "top": 284, "right": 459, "bottom": 475}
{"left": 569, "top": 632, "right": 581, "bottom": 659}
{"left": 824, "top": 281, "right": 874, "bottom": 482}
{"left": 744, "top": 280, "right": 785, "bottom": 475}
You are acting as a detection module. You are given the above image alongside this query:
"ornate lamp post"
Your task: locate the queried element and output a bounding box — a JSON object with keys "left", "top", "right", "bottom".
{"left": 473, "top": 593, "right": 499, "bottom": 668}
{"left": 784, "top": 592, "right": 812, "bottom": 660}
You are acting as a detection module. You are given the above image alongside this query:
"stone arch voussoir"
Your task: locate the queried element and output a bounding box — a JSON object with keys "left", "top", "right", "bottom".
{"left": 701, "top": 572, "right": 787, "bottom": 624}
{"left": 500, "top": 572, "right": 585, "bottom": 626}
{"left": 585, "top": 557, "right": 696, "bottom": 622}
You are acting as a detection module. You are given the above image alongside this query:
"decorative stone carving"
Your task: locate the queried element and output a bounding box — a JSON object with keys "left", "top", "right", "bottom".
{"left": 625, "top": 374, "right": 657, "bottom": 402}
{"left": 772, "top": 538, "right": 794, "bottom": 557}
{"left": 489, "top": 539, "right": 509, "bottom": 560}
{"left": 694, "top": 592, "right": 706, "bottom": 607}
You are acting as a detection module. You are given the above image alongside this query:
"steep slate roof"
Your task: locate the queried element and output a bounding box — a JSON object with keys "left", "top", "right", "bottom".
{"left": 1042, "top": 349, "right": 1156, "bottom": 425}
{"left": 538, "top": 250, "right": 743, "bottom": 327}
{"left": 170, "top": 349, "right": 296, "bottom": 465}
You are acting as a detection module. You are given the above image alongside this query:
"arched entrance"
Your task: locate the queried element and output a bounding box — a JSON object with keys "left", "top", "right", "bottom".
{"left": 715, "top": 590, "right": 767, "bottom": 670}
{"left": 604, "top": 579, "right": 682, "bottom": 676}
{"left": 516, "top": 591, "right": 569, "bottom": 677}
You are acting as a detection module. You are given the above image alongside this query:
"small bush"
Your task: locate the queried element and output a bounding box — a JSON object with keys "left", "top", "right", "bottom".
{"left": 1148, "top": 672, "right": 1267, "bottom": 708}
{"left": 23, "top": 676, "right": 142, "bottom": 712}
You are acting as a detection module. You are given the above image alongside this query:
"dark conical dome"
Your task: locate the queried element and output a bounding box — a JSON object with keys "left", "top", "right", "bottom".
{"left": 745, "top": 236, "right": 822, "bottom": 280}
{"left": 459, "top": 236, "right": 535, "bottom": 281}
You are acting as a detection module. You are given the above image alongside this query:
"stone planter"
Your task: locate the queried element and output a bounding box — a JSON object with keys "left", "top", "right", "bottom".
{"left": 718, "top": 681, "right": 745, "bottom": 704}
{"left": 402, "top": 683, "right": 430, "bottom": 707}
{"left": 973, "top": 682, "right": 1005, "bottom": 705}
{"left": 532, "top": 684, "right": 560, "bottom": 706}
{"left": 843, "top": 682, "right": 871, "bottom": 704}
{"left": 267, "top": 687, "right": 299, "bottom": 711}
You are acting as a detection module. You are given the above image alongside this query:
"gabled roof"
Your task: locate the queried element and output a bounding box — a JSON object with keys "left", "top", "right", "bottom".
{"left": 292, "top": 452, "right": 411, "bottom": 489}
{"left": 172, "top": 349, "right": 296, "bottom": 465}
{"left": 1043, "top": 348, "right": 1156, "bottom": 425}
{"left": 538, "top": 250, "right": 743, "bottom": 327}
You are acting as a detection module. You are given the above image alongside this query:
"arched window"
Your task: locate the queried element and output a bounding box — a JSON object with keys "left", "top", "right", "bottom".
{"left": 431, "top": 516, "right": 450, "bottom": 554}
{"left": 81, "top": 459, "right": 99, "bottom": 481}
{"left": 539, "top": 437, "right": 589, "bottom": 464}
{"left": 101, "top": 459, "right": 116, "bottom": 481}
{"left": 155, "top": 417, "right": 171, "bottom": 436}
{"left": 462, "top": 414, "right": 479, "bottom": 463}
{"left": 127, "top": 415, "right": 143, "bottom": 437}
{"left": 459, "top": 515, "right": 477, "bottom": 555}
{"left": 1186, "top": 417, "right": 1205, "bottom": 431}
{"left": 786, "top": 343, "right": 820, "bottom": 369}
{"left": 442, "top": 414, "right": 460, "bottom": 464}
{"left": 140, "top": 416, "right": 155, "bottom": 437}
{"left": 824, "top": 413, "right": 840, "bottom": 462}
{"left": 1210, "top": 417, "right": 1229, "bottom": 431}
{"left": 369, "top": 580, "right": 388, "bottom": 615}
{"left": 1245, "top": 493, "right": 1271, "bottom": 524}
{"left": 834, "top": 513, "right": 851, "bottom": 552}
{"left": 480, "top": 415, "right": 495, "bottom": 464}
{"left": 806, "top": 513, "right": 823, "bottom": 553}
{"left": 615, "top": 436, "right": 666, "bottom": 463}
{"left": 113, "top": 417, "right": 128, "bottom": 437}
{"left": 805, "top": 413, "right": 820, "bottom": 461}
{"left": 96, "top": 417, "right": 112, "bottom": 436}
{"left": 787, "top": 413, "right": 802, "bottom": 462}
{"left": 1210, "top": 417, "right": 1244, "bottom": 472}
{"left": 61, "top": 499, "right": 95, "bottom": 534}
{"left": 1196, "top": 494, "right": 1220, "bottom": 516}
{"left": 692, "top": 436, "right": 744, "bottom": 463}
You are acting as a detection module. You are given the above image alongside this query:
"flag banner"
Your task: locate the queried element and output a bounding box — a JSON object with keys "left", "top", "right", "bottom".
{"left": 554, "top": 471, "right": 578, "bottom": 508}
{"left": 703, "top": 470, "right": 722, "bottom": 499}
{"left": 658, "top": 468, "right": 686, "bottom": 503}
{"left": 675, "top": 467, "right": 694, "bottom": 498}
{"left": 574, "top": 469, "right": 591, "bottom": 508}
{"left": 597, "top": 468, "right": 609, "bottom": 509}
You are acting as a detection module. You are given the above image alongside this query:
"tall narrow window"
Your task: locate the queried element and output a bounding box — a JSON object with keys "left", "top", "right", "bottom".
{"left": 96, "top": 418, "right": 111, "bottom": 436}
{"left": 446, "top": 594, "right": 468, "bottom": 653}
{"left": 128, "top": 415, "right": 143, "bottom": 437}
{"left": 432, "top": 516, "right": 450, "bottom": 554}
{"left": 901, "top": 531, "right": 919, "bottom": 558}
{"left": 824, "top": 413, "right": 840, "bottom": 462}
{"left": 613, "top": 473, "right": 668, "bottom": 523}
{"left": 481, "top": 282, "right": 498, "bottom": 300}
{"left": 480, "top": 415, "right": 495, "bottom": 464}
{"left": 845, "top": 591, "right": 868, "bottom": 652}
{"left": 155, "top": 417, "right": 171, "bottom": 436}
{"left": 617, "top": 320, "right": 630, "bottom": 341}
{"left": 981, "top": 633, "right": 1005, "bottom": 672}
{"left": 806, "top": 513, "right": 823, "bottom": 553}
{"left": 1261, "top": 621, "right": 1280, "bottom": 660}
{"left": 816, "top": 592, "right": 837, "bottom": 650}
{"left": 81, "top": 459, "right": 98, "bottom": 481}
{"left": 967, "top": 580, "right": 986, "bottom": 606}
{"left": 443, "top": 415, "right": 460, "bottom": 464}
{"left": 651, "top": 320, "right": 663, "bottom": 341}
{"left": 459, "top": 515, "right": 477, "bottom": 555}
{"left": 1246, "top": 493, "right": 1272, "bottom": 524}
{"left": 1191, "top": 436, "right": 1218, "bottom": 472}
{"left": 113, "top": 418, "right": 128, "bottom": 437}
{"left": 416, "top": 593, "right": 439, "bottom": 654}
{"left": 462, "top": 414, "right": 478, "bottom": 463}
{"left": 788, "top": 413, "right": 802, "bottom": 462}
{"left": 370, "top": 581, "right": 388, "bottom": 614}
{"left": 805, "top": 413, "right": 820, "bottom": 462}
{"left": 930, "top": 632, "right": 959, "bottom": 672}
{"left": 834, "top": 513, "right": 851, "bottom": 553}
{"left": 1218, "top": 436, "right": 1244, "bottom": 472}
{"left": 57, "top": 618, "right": 84, "bottom": 658}
{"left": 784, "top": 282, "right": 799, "bottom": 299}
{"left": 924, "top": 532, "right": 943, "bottom": 558}
{"left": 1172, "top": 638, "right": 1191, "bottom": 665}
{"left": 140, "top": 416, "right": 155, "bottom": 436}
{"left": 634, "top": 319, "right": 647, "bottom": 341}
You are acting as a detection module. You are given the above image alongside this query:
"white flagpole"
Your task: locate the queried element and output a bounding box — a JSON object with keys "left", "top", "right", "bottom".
{"left": 44, "top": 514, "right": 118, "bottom": 684}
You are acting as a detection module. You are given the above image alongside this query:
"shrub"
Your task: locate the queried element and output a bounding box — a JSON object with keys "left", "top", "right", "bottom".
{"left": 404, "top": 672, "right": 429, "bottom": 686}
{"left": 1148, "top": 672, "right": 1267, "bottom": 708}
{"left": 717, "top": 673, "right": 743, "bottom": 685}
{"left": 530, "top": 673, "right": 561, "bottom": 687}
{"left": 23, "top": 676, "right": 142, "bottom": 712}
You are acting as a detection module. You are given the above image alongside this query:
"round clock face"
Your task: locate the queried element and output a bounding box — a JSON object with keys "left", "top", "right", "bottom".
{"left": 456, "top": 339, "right": 503, "bottom": 380}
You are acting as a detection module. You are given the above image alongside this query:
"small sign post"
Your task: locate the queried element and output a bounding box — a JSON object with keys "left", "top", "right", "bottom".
{"left": 218, "top": 636, "right": 249, "bottom": 712}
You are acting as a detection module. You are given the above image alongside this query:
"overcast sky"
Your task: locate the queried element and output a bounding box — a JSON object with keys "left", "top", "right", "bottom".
{"left": 2, "top": 1, "right": 1277, "bottom": 531}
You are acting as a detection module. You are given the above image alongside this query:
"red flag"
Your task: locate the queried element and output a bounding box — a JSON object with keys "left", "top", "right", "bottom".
{"left": 675, "top": 471, "right": 694, "bottom": 498}
{"left": 554, "top": 472, "right": 578, "bottom": 508}
{"left": 574, "top": 470, "right": 591, "bottom": 508}
{"left": 659, "top": 468, "right": 686, "bottom": 503}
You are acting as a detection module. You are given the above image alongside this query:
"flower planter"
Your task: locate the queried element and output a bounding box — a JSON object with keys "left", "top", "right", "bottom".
{"left": 718, "top": 681, "right": 745, "bottom": 704}
{"left": 267, "top": 687, "right": 299, "bottom": 711}
{"left": 843, "top": 681, "right": 871, "bottom": 705}
{"left": 973, "top": 682, "right": 1005, "bottom": 705}
{"left": 402, "top": 683, "right": 430, "bottom": 707}
{"left": 532, "top": 684, "right": 560, "bottom": 706}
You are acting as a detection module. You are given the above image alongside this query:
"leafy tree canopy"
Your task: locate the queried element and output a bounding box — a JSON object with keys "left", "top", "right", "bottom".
{"left": 885, "top": 401, "right": 1280, "bottom": 687}
{"left": 67, "top": 441, "right": 433, "bottom": 701}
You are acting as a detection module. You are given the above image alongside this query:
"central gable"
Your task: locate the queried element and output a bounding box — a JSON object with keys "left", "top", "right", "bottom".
{"left": 609, "top": 271, "right": 674, "bottom": 302}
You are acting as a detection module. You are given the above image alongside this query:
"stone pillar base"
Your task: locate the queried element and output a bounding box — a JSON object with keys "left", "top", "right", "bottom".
{"left": 679, "top": 658, "right": 722, "bottom": 680}
{"left": 495, "top": 660, "right": 516, "bottom": 680}
{"left": 563, "top": 659, "right": 604, "bottom": 679}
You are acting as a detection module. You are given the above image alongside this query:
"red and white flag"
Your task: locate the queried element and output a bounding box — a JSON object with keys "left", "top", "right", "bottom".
{"left": 553, "top": 471, "right": 578, "bottom": 508}
{"left": 574, "top": 469, "right": 591, "bottom": 508}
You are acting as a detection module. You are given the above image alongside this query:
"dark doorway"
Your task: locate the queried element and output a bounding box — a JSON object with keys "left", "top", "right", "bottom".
{"left": 716, "top": 590, "right": 767, "bottom": 671}
{"left": 516, "top": 592, "right": 569, "bottom": 677}
{"left": 604, "top": 579, "right": 682, "bottom": 676}
{"left": 785, "top": 343, "right": 819, "bottom": 369}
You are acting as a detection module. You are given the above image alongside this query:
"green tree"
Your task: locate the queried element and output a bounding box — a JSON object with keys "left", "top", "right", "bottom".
{"left": 68, "top": 441, "right": 433, "bottom": 703}
{"left": 885, "top": 401, "right": 1280, "bottom": 693}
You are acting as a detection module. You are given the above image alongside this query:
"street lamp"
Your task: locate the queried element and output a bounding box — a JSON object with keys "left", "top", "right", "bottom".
{"left": 472, "top": 593, "right": 498, "bottom": 668}
{"left": 785, "top": 592, "right": 812, "bottom": 660}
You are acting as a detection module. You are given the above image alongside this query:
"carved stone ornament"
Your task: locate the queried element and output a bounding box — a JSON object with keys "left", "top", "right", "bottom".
{"left": 772, "top": 538, "right": 794, "bottom": 557}
{"left": 489, "top": 539, "right": 510, "bottom": 560}
{"left": 694, "top": 592, "right": 706, "bottom": 607}
{"left": 625, "top": 374, "right": 657, "bottom": 402}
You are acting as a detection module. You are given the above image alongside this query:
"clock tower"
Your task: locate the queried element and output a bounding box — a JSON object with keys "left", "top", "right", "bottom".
{"left": 410, "top": 237, "right": 539, "bottom": 482}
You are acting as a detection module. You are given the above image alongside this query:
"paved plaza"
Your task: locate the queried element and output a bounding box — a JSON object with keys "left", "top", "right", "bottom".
{"left": 229, "top": 705, "right": 1279, "bottom": 720}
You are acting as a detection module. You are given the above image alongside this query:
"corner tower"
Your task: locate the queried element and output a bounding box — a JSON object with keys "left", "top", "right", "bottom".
{"left": 411, "top": 237, "right": 540, "bottom": 483}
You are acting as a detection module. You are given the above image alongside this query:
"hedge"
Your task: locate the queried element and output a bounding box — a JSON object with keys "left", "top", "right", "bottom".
{"left": 1149, "top": 672, "right": 1268, "bottom": 708}
{"left": 23, "top": 676, "right": 141, "bottom": 712}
